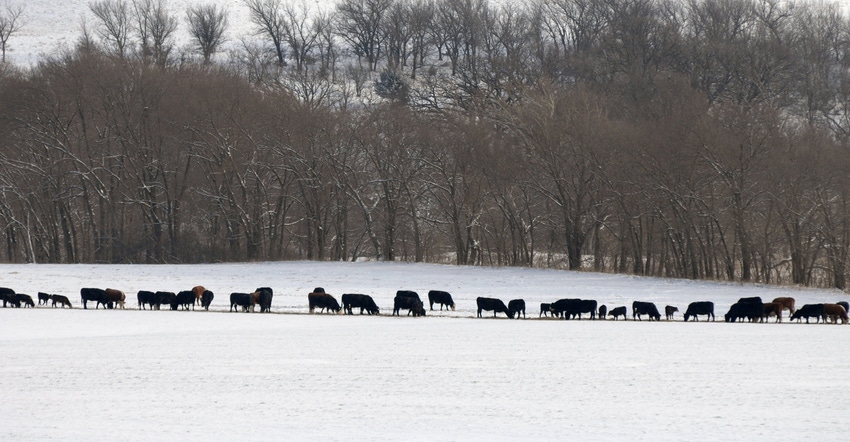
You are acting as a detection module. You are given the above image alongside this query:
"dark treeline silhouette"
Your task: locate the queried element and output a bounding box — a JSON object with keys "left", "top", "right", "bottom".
{"left": 2, "top": 0, "right": 850, "bottom": 290}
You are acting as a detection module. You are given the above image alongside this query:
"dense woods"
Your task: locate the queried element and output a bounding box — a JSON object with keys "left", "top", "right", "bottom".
{"left": 2, "top": 0, "right": 850, "bottom": 290}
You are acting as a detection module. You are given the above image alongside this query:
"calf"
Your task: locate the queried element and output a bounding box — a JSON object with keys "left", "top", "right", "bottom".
{"left": 683, "top": 301, "right": 714, "bottom": 322}
{"left": 393, "top": 295, "right": 426, "bottom": 316}
{"left": 665, "top": 305, "right": 679, "bottom": 320}
{"left": 308, "top": 292, "right": 341, "bottom": 314}
{"left": 609, "top": 306, "right": 627, "bottom": 320}
{"left": 37, "top": 292, "right": 50, "bottom": 306}
{"left": 230, "top": 292, "right": 254, "bottom": 312}
{"left": 508, "top": 299, "right": 526, "bottom": 319}
{"left": 761, "top": 302, "right": 782, "bottom": 323}
{"left": 539, "top": 303, "right": 551, "bottom": 318}
{"left": 823, "top": 303, "right": 848, "bottom": 324}
{"left": 201, "top": 290, "right": 214, "bottom": 310}
{"left": 790, "top": 304, "right": 824, "bottom": 324}
{"left": 598, "top": 304, "right": 607, "bottom": 320}
{"left": 632, "top": 301, "right": 661, "bottom": 321}
{"left": 342, "top": 293, "right": 380, "bottom": 315}
{"left": 50, "top": 294, "right": 72, "bottom": 308}
{"left": 476, "top": 297, "right": 513, "bottom": 318}
{"left": 428, "top": 290, "right": 456, "bottom": 311}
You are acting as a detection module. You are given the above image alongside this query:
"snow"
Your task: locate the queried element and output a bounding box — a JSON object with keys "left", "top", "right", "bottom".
{"left": 1, "top": 261, "right": 850, "bottom": 440}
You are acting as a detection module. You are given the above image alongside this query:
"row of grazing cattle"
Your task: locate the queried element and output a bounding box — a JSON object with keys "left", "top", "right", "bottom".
{"left": 4, "top": 285, "right": 849, "bottom": 324}
{"left": 529, "top": 296, "right": 849, "bottom": 324}
{"left": 305, "top": 289, "right": 456, "bottom": 317}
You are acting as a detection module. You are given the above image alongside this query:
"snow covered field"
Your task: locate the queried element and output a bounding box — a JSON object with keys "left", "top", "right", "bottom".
{"left": 1, "top": 261, "right": 850, "bottom": 440}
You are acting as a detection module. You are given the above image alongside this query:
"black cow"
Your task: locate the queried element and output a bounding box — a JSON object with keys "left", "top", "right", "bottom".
{"left": 724, "top": 297, "right": 765, "bottom": 323}
{"left": 342, "top": 293, "right": 380, "bottom": 315}
{"left": 37, "top": 292, "right": 50, "bottom": 306}
{"left": 428, "top": 290, "right": 455, "bottom": 311}
{"left": 137, "top": 291, "right": 156, "bottom": 310}
{"left": 16, "top": 294, "right": 35, "bottom": 308}
{"left": 255, "top": 287, "right": 273, "bottom": 313}
{"left": 549, "top": 298, "right": 580, "bottom": 318}
{"left": 550, "top": 298, "right": 597, "bottom": 319}
{"left": 476, "top": 297, "right": 513, "bottom": 318}
{"left": 684, "top": 301, "right": 715, "bottom": 322}
{"left": 396, "top": 290, "right": 421, "bottom": 301}
{"left": 201, "top": 290, "right": 215, "bottom": 310}
{"left": 609, "top": 306, "right": 627, "bottom": 320}
{"left": 230, "top": 292, "right": 254, "bottom": 312}
{"left": 598, "top": 304, "right": 607, "bottom": 320}
{"left": 575, "top": 299, "right": 598, "bottom": 320}
{"left": 80, "top": 288, "right": 110, "bottom": 309}
{"left": 155, "top": 291, "right": 176, "bottom": 310}
{"left": 308, "top": 292, "right": 341, "bottom": 314}
{"left": 50, "top": 294, "right": 72, "bottom": 308}
{"left": 393, "top": 295, "right": 425, "bottom": 316}
{"left": 837, "top": 301, "right": 849, "bottom": 314}
{"left": 539, "top": 303, "right": 551, "bottom": 318}
{"left": 0, "top": 287, "right": 15, "bottom": 307}
{"left": 632, "top": 301, "right": 661, "bottom": 321}
{"left": 790, "top": 304, "right": 825, "bottom": 324}
{"left": 173, "top": 291, "right": 196, "bottom": 310}
{"left": 508, "top": 299, "right": 526, "bottom": 319}
{"left": 665, "top": 305, "right": 679, "bottom": 320}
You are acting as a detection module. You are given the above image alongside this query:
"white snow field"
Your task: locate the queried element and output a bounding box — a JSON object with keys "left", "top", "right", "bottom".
{"left": 1, "top": 261, "right": 850, "bottom": 441}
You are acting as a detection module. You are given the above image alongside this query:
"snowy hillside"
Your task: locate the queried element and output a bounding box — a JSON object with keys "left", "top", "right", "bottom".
{"left": 1, "top": 262, "right": 849, "bottom": 440}
{"left": 6, "top": 0, "right": 334, "bottom": 66}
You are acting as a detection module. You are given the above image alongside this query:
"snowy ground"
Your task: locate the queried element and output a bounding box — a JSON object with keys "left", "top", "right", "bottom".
{"left": 1, "top": 262, "right": 850, "bottom": 441}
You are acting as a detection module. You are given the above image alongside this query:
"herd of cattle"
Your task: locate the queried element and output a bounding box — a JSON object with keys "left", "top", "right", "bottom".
{"left": 0, "top": 285, "right": 848, "bottom": 324}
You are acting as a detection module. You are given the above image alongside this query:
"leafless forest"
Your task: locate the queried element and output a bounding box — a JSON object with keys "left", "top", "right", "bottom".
{"left": 1, "top": 0, "right": 849, "bottom": 289}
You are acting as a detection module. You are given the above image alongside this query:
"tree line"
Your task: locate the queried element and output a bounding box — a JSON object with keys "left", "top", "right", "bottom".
{"left": 2, "top": 0, "right": 850, "bottom": 290}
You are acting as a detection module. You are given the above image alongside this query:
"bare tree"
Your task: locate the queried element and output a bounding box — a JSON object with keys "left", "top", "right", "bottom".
{"left": 408, "top": 0, "right": 434, "bottom": 79}
{"left": 281, "top": 1, "right": 326, "bottom": 73}
{"left": 0, "top": 1, "right": 24, "bottom": 63}
{"left": 335, "top": 0, "right": 395, "bottom": 71}
{"left": 90, "top": 0, "right": 132, "bottom": 58}
{"left": 244, "top": 0, "right": 287, "bottom": 66}
{"left": 185, "top": 3, "right": 228, "bottom": 64}
{"left": 133, "top": 0, "right": 178, "bottom": 66}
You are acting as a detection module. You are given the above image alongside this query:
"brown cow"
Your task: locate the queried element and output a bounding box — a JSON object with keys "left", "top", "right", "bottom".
{"left": 823, "top": 303, "right": 849, "bottom": 324}
{"left": 772, "top": 297, "right": 795, "bottom": 316}
{"left": 192, "top": 286, "right": 206, "bottom": 306}
{"left": 249, "top": 291, "right": 261, "bottom": 312}
{"left": 105, "top": 288, "right": 126, "bottom": 309}
{"left": 761, "top": 302, "right": 782, "bottom": 323}
{"left": 50, "top": 294, "right": 72, "bottom": 308}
